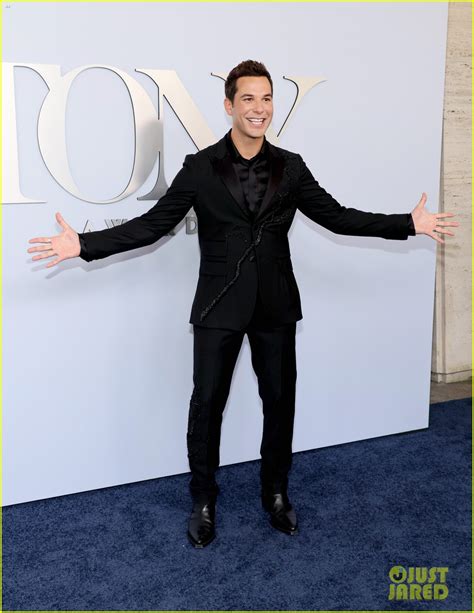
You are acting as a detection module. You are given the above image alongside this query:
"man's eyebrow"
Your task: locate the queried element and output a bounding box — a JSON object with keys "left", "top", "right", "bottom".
{"left": 239, "top": 93, "right": 273, "bottom": 98}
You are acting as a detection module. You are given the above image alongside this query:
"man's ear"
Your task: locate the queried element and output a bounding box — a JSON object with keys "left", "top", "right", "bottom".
{"left": 224, "top": 97, "right": 233, "bottom": 117}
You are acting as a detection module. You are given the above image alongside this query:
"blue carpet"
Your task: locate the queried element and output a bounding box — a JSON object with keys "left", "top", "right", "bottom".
{"left": 3, "top": 397, "right": 471, "bottom": 610}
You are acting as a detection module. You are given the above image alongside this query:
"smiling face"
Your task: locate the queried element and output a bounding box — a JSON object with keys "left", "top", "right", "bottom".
{"left": 224, "top": 76, "right": 273, "bottom": 143}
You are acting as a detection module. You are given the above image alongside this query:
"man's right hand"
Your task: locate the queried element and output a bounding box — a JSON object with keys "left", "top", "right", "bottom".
{"left": 27, "top": 212, "right": 81, "bottom": 268}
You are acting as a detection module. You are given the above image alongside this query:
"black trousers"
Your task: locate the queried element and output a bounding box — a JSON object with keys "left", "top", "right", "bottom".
{"left": 187, "top": 292, "right": 297, "bottom": 502}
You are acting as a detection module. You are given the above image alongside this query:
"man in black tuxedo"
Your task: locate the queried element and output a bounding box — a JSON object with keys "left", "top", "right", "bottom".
{"left": 28, "top": 60, "right": 458, "bottom": 549}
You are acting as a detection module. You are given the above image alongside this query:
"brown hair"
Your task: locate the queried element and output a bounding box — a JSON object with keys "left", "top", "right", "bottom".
{"left": 225, "top": 60, "right": 273, "bottom": 102}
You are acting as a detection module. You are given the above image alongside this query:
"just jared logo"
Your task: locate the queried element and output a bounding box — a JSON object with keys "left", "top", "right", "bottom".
{"left": 388, "top": 565, "right": 449, "bottom": 601}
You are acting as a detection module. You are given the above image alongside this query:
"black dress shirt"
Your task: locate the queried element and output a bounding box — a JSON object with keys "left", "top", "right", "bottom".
{"left": 225, "top": 131, "right": 270, "bottom": 217}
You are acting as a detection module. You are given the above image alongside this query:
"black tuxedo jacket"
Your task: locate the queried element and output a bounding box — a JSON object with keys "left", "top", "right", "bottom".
{"left": 79, "top": 133, "right": 415, "bottom": 330}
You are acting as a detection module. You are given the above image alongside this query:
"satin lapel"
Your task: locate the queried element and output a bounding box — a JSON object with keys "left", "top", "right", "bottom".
{"left": 256, "top": 147, "right": 285, "bottom": 222}
{"left": 212, "top": 155, "right": 250, "bottom": 221}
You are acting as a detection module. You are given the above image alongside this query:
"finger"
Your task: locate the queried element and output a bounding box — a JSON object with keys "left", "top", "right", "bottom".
{"left": 417, "top": 192, "right": 427, "bottom": 207}
{"left": 436, "top": 212, "right": 456, "bottom": 218}
{"left": 435, "top": 221, "right": 459, "bottom": 227}
{"left": 435, "top": 229, "right": 455, "bottom": 236}
{"left": 28, "top": 244, "right": 54, "bottom": 253}
{"left": 46, "top": 258, "right": 61, "bottom": 268}
{"left": 28, "top": 237, "right": 52, "bottom": 244}
{"left": 32, "top": 250, "right": 56, "bottom": 261}
{"left": 56, "top": 212, "right": 70, "bottom": 230}
{"left": 431, "top": 233, "right": 445, "bottom": 245}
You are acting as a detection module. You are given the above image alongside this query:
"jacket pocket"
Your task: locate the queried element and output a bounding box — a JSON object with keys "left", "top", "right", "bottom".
{"left": 199, "top": 238, "right": 228, "bottom": 276}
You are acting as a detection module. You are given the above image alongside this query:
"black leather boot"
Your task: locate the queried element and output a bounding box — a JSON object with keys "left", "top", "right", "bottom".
{"left": 261, "top": 490, "right": 298, "bottom": 535}
{"left": 187, "top": 498, "right": 216, "bottom": 548}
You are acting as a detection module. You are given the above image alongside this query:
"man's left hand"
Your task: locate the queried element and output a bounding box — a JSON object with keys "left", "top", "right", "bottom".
{"left": 411, "top": 193, "right": 459, "bottom": 245}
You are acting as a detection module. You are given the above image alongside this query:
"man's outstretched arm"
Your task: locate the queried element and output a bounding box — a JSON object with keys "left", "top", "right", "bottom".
{"left": 296, "top": 155, "right": 458, "bottom": 243}
{"left": 27, "top": 154, "right": 197, "bottom": 267}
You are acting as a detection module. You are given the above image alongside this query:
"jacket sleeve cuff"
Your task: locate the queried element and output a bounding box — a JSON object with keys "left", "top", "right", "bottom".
{"left": 78, "top": 234, "right": 91, "bottom": 262}
{"left": 407, "top": 213, "right": 416, "bottom": 236}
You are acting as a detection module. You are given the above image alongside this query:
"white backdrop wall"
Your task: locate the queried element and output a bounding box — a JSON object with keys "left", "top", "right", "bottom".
{"left": 3, "top": 2, "right": 448, "bottom": 505}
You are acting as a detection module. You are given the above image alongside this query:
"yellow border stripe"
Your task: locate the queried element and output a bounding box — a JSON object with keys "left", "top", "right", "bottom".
{"left": 3, "top": 0, "right": 472, "bottom": 4}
